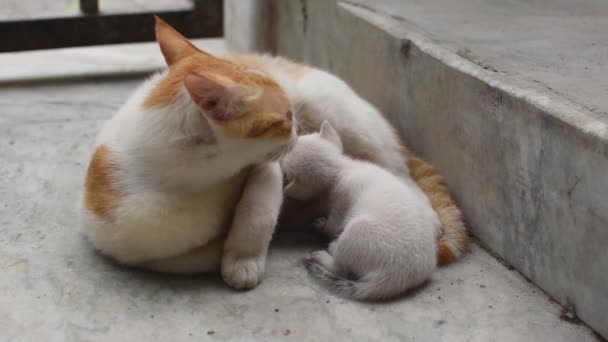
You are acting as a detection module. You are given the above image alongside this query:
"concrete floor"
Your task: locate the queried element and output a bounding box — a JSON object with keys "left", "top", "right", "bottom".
{"left": 0, "top": 44, "right": 601, "bottom": 341}
{"left": 347, "top": 0, "right": 608, "bottom": 119}
{"left": 227, "top": 1, "right": 608, "bottom": 336}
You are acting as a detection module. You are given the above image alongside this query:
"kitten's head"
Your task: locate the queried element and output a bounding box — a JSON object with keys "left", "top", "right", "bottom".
{"left": 137, "top": 18, "right": 297, "bottom": 185}
{"left": 282, "top": 121, "right": 343, "bottom": 200}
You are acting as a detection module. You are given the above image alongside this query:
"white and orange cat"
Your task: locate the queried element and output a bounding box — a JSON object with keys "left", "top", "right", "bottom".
{"left": 81, "top": 18, "right": 468, "bottom": 289}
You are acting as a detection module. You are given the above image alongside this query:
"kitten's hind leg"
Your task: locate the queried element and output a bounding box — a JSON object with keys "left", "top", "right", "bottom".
{"left": 141, "top": 239, "right": 223, "bottom": 274}
{"left": 307, "top": 250, "right": 337, "bottom": 273}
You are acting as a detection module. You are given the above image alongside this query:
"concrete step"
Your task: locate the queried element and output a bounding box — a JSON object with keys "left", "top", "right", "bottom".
{"left": 0, "top": 39, "right": 226, "bottom": 84}
{"left": 0, "top": 42, "right": 601, "bottom": 340}
{"left": 225, "top": 0, "right": 608, "bottom": 338}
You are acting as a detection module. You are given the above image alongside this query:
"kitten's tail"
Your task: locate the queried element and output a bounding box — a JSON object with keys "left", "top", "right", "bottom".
{"left": 407, "top": 153, "right": 469, "bottom": 265}
{"left": 304, "top": 258, "right": 394, "bottom": 301}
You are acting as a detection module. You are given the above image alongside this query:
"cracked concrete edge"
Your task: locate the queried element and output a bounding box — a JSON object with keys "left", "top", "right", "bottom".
{"left": 225, "top": 0, "right": 608, "bottom": 338}
{"left": 340, "top": 2, "right": 608, "bottom": 143}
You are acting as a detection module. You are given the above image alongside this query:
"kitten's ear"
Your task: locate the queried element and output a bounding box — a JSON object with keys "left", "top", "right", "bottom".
{"left": 184, "top": 73, "right": 253, "bottom": 121}
{"left": 155, "top": 16, "right": 203, "bottom": 65}
{"left": 319, "top": 121, "right": 343, "bottom": 151}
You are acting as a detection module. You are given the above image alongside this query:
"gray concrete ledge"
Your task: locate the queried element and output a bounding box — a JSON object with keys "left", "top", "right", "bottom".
{"left": 225, "top": 0, "right": 608, "bottom": 337}
{"left": 345, "top": 0, "right": 608, "bottom": 120}
{"left": 0, "top": 39, "right": 226, "bottom": 84}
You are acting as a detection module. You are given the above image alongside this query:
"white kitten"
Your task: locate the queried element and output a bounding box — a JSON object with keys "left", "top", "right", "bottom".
{"left": 282, "top": 121, "right": 440, "bottom": 300}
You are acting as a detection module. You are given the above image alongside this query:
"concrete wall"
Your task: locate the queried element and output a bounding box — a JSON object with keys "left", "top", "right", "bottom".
{"left": 224, "top": 0, "right": 276, "bottom": 53}
{"left": 225, "top": 0, "right": 608, "bottom": 338}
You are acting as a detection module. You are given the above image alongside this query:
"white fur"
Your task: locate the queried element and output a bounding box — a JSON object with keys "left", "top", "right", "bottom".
{"left": 81, "top": 72, "right": 296, "bottom": 289}
{"left": 229, "top": 55, "right": 409, "bottom": 178}
{"left": 81, "top": 52, "right": 433, "bottom": 290}
{"left": 282, "top": 122, "right": 439, "bottom": 300}
{"left": 232, "top": 54, "right": 468, "bottom": 264}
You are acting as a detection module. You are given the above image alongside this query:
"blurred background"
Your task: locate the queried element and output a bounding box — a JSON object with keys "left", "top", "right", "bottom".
{"left": 1, "top": 0, "right": 191, "bottom": 19}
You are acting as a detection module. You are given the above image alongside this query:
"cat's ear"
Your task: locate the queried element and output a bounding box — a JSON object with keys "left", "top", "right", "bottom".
{"left": 319, "top": 120, "right": 343, "bottom": 151}
{"left": 184, "top": 73, "right": 255, "bottom": 122}
{"left": 155, "top": 16, "right": 202, "bottom": 66}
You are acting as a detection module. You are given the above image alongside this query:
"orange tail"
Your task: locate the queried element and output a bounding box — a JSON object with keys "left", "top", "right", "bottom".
{"left": 407, "top": 153, "right": 469, "bottom": 265}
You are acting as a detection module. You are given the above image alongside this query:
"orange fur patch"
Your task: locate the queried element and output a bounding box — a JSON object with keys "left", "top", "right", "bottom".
{"left": 211, "top": 88, "right": 292, "bottom": 139}
{"left": 143, "top": 54, "right": 281, "bottom": 110}
{"left": 391, "top": 130, "right": 469, "bottom": 266}
{"left": 155, "top": 16, "right": 208, "bottom": 66}
{"left": 84, "top": 145, "right": 121, "bottom": 219}
{"left": 143, "top": 52, "right": 292, "bottom": 140}
{"left": 437, "top": 241, "right": 456, "bottom": 265}
{"left": 243, "top": 113, "right": 293, "bottom": 139}
{"left": 217, "top": 111, "right": 293, "bottom": 139}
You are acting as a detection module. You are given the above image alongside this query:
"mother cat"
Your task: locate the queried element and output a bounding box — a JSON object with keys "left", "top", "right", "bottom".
{"left": 81, "top": 18, "right": 468, "bottom": 289}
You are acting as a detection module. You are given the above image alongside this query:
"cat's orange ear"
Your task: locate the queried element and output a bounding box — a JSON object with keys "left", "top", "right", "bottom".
{"left": 184, "top": 73, "right": 253, "bottom": 121}
{"left": 319, "top": 120, "right": 343, "bottom": 151}
{"left": 155, "top": 16, "right": 201, "bottom": 65}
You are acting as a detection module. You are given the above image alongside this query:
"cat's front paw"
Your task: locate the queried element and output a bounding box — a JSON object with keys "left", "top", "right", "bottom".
{"left": 221, "top": 252, "right": 266, "bottom": 290}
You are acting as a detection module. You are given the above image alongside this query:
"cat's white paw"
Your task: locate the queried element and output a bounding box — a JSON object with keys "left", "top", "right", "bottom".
{"left": 221, "top": 253, "right": 265, "bottom": 290}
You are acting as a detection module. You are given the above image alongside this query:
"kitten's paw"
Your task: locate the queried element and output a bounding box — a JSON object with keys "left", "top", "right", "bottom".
{"left": 306, "top": 250, "right": 335, "bottom": 272}
{"left": 309, "top": 250, "right": 331, "bottom": 263}
{"left": 221, "top": 253, "right": 265, "bottom": 290}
